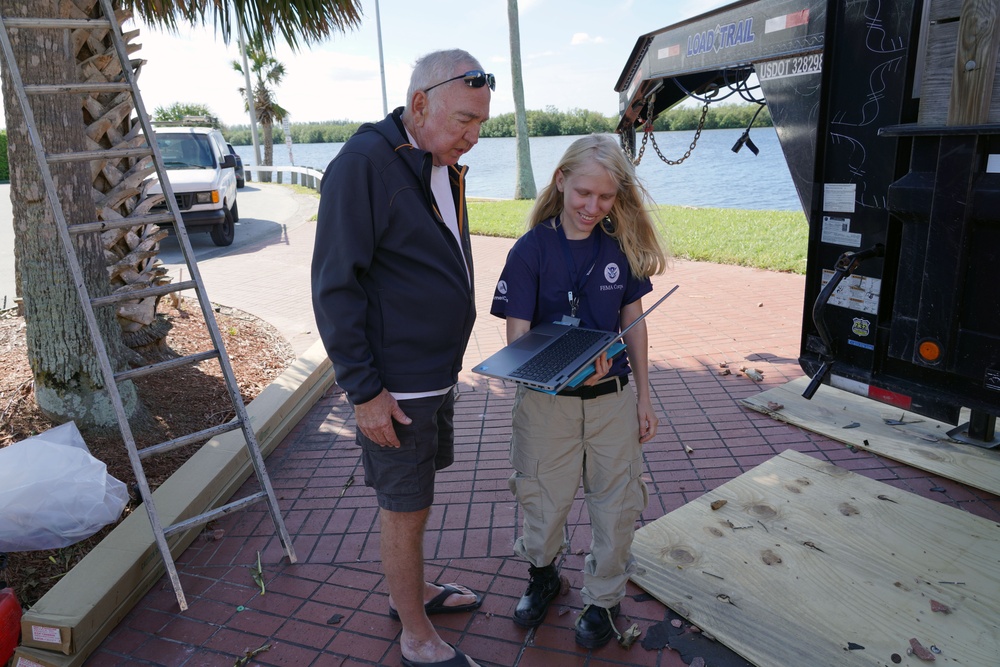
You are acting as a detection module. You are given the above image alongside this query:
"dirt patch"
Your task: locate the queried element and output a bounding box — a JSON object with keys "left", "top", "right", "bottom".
{"left": 0, "top": 300, "right": 295, "bottom": 609}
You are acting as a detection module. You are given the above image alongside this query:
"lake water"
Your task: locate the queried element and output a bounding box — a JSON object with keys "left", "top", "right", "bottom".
{"left": 236, "top": 127, "right": 801, "bottom": 212}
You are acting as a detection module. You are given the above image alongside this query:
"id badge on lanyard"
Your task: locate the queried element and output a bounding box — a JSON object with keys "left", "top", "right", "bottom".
{"left": 557, "top": 218, "right": 600, "bottom": 328}
{"left": 559, "top": 311, "right": 581, "bottom": 327}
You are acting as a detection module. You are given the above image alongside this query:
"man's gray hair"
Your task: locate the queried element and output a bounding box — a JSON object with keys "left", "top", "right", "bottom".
{"left": 406, "top": 49, "right": 484, "bottom": 107}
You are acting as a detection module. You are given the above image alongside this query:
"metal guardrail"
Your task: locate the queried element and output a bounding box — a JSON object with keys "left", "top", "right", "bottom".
{"left": 244, "top": 165, "right": 325, "bottom": 191}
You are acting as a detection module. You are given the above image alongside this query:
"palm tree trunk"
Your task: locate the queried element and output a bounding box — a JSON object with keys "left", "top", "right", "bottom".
{"left": 75, "top": 0, "right": 172, "bottom": 353}
{"left": 0, "top": 0, "right": 140, "bottom": 428}
{"left": 262, "top": 120, "right": 274, "bottom": 182}
{"left": 507, "top": 0, "right": 536, "bottom": 199}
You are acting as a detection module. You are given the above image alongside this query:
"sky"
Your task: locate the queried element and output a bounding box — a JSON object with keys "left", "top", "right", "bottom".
{"left": 30, "top": 0, "right": 732, "bottom": 128}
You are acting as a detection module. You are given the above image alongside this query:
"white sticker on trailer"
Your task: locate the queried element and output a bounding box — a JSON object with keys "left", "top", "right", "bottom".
{"left": 823, "top": 183, "right": 856, "bottom": 213}
{"left": 821, "top": 216, "right": 862, "bottom": 248}
{"left": 820, "top": 269, "right": 881, "bottom": 314}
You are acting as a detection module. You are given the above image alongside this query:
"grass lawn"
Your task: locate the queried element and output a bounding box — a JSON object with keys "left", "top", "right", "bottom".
{"left": 468, "top": 199, "right": 808, "bottom": 274}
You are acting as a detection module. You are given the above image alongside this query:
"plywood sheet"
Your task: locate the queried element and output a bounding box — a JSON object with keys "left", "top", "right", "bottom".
{"left": 918, "top": 15, "right": 1000, "bottom": 125}
{"left": 740, "top": 376, "right": 1000, "bottom": 497}
{"left": 631, "top": 450, "right": 1000, "bottom": 667}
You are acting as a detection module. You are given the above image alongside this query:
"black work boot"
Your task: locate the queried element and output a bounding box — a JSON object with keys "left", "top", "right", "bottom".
{"left": 513, "top": 563, "right": 561, "bottom": 628}
{"left": 574, "top": 603, "right": 621, "bottom": 648}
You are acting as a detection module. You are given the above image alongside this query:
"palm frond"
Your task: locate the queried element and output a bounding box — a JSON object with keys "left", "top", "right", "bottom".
{"left": 122, "top": 0, "right": 364, "bottom": 51}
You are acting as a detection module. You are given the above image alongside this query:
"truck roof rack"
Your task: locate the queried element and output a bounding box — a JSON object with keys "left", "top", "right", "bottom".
{"left": 152, "top": 115, "right": 218, "bottom": 128}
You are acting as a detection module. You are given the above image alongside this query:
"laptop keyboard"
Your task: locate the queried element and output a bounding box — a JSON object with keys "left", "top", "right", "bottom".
{"left": 510, "top": 328, "right": 606, "bottom": 382}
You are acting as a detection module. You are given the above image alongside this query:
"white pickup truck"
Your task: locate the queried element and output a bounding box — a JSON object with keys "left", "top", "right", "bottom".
{"left": 146, "top": 125, "right": 240, "bottom": 246}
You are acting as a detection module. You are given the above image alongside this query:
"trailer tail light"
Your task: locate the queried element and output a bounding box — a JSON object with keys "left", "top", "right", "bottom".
{"left": 918, "top": 339, "right": 942, "bottom": 363}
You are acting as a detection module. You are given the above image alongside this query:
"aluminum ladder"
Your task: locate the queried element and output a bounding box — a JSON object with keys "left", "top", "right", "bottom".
{"left": 0, "top": 0, "right": 296, "bottom": 611}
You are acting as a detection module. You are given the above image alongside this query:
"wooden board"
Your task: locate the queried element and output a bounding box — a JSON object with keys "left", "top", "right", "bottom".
{"left": 740, "top": 376, "right": 1000, "bottom": 497}
{"left": 631, "top": 450, "right": 1000, "bottom": 667}
{"left": 918, "top": 4, "right": 1000, "bottom": 125}
{"left": 946, "top": 0, "right": 1000, "bottom": 125}
{"left": 17, "top": 342, "right": 337, "bottom": 663}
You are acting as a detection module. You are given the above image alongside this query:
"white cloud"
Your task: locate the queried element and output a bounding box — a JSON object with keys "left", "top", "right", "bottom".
{"left": 570, "top": 33, "right": 606, "bottom": 46}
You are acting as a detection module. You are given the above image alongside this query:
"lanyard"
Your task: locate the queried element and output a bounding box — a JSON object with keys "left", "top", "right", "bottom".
{"left": 556, "top": 216, "right": 602, "bottom": 318}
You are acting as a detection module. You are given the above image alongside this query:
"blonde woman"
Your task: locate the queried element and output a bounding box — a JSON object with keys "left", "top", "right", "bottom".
{"left": 490, "top": 133, "right": 667, "bottom": 648}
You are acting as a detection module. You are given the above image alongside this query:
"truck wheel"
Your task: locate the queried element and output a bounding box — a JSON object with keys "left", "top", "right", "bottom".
{"left": 211, "top": 207, "right": 236, "bottom": 246}
{"left": 231, "top": 200, "right": 239, "bottom": 222}
{"left": 237, "top": 176, "right": 245, "bottom": 189}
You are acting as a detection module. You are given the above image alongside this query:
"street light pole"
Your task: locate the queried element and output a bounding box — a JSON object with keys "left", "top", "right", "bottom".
{"left": 375, "top": 0, "right": 388, "bottom": 116}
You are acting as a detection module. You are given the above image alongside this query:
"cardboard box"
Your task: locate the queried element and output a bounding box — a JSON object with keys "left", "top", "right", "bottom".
{"left": 12, "top": 644, "right": 77, "bottom": 667}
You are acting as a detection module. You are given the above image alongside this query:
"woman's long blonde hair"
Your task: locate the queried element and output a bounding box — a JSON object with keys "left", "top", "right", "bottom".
{"left": 528, "top": 134, "right": 668, "bottom": 279}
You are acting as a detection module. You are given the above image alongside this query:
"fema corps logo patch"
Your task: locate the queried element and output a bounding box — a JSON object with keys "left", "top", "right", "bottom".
{"left": 604, "top": 263, "right": 620, "bottom": 283}
{"left": 852, "top": 318, "right": 870, "bottom": 337}
{"left": 497, "top": 280, "right": 508, "bottom": 295}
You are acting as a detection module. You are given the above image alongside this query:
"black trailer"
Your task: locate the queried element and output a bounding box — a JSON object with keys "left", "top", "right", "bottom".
{"left": 615, "top": 0, "right": 1000, "bottom": 446}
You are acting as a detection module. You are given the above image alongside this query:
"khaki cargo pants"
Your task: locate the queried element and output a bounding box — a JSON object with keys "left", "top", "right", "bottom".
{"left": 508, "top": 383, "right": 649, "bottom": 608}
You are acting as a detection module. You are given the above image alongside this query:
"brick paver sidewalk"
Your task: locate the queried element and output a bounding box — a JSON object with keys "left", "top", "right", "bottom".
{"left": 84, "top": 234, "right": 1000, "bottom": 667}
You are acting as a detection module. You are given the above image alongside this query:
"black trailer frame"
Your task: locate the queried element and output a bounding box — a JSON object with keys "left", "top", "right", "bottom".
{"left": 614, "top": 0, "right": 1000, "bottom": 445}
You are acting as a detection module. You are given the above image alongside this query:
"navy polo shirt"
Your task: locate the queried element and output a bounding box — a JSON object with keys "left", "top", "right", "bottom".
{"left": 491, "top": 220, "right": 652, "bottom": 377}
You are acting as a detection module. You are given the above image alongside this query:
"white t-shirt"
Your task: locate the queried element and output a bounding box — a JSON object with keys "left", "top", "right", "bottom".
{"left": 390, "top": 130, "right": 467, "bottom": 400}
{"left": 430, "top": 164, "right": 468, "bottom": 275}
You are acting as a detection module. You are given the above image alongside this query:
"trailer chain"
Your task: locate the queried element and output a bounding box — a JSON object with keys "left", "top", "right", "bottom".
{"left": 629, "top": 97, "right": 712, "bottom": 167}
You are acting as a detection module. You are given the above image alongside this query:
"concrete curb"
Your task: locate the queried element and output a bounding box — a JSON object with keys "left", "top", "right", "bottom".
{"left": 14, "top": 341, "right": 336, "bottom": 667}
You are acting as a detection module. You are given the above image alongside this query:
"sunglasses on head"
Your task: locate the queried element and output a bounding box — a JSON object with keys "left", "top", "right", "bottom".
{"left": 425, "top": 69, "right": 496, "bottom": 93}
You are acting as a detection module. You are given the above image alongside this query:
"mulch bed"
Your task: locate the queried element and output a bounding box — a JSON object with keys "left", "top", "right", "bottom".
{"left": 0, "top": 300, "right": 294, "bottom": 608}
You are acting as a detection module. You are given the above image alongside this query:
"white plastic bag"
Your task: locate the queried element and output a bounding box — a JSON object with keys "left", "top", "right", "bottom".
{"left": 0, "top": 422, "right": 129, "bottom": 552}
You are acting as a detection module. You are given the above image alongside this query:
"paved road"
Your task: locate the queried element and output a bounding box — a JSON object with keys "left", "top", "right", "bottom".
{"left": 0, "top": 182, "right": 322, "bottom": 355}
{"left": 160, "top": 183, "right": 322, "bottom": 356}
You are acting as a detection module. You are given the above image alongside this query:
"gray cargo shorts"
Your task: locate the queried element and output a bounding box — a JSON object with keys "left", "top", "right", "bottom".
{"left": 357, "top": 390, "right": 455, "bottom": 512}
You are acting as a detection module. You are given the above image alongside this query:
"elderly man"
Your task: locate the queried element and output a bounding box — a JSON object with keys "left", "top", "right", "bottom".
{"left": 312, "top": 49, "right": 493, "bottom": 667}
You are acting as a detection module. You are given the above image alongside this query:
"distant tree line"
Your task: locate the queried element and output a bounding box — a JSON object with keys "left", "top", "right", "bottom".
{"left": 650, "top": 103, "right": 772, "bottom": 132}
{"left": 480, "top": 106, "right": 615, "bottom": 138}
{"left": 221, "top": 103, "right": 771, "bottom": 146}
{"left": 225, "top": 120, "right": 360, "bottom": 145}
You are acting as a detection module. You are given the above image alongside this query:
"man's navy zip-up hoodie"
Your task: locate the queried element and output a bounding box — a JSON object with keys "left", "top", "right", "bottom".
{"left": 311, "top": 108, "right": 476, "bottom": 406}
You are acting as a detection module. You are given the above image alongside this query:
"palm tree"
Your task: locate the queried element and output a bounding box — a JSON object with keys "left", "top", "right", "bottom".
{"left": 0, "top": 0, "right": 362, "bottom": 429}
{"left": 84, "top": 5, "right": 171, "bottom": 357}
{"left": 507, "top": 0, "right": 536, "bottom": 199}
{"left": 232, "top": 46, "right": 288, "bottom": 183}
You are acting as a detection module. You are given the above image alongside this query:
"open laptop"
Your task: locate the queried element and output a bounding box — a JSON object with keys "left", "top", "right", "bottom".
{"left": 473, "top": 285, "right": 678, "bottom": 393}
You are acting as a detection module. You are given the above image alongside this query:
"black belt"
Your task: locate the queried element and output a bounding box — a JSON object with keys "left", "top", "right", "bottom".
{"left": 557, "top": 375, "right": 628, "bottom": 400}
